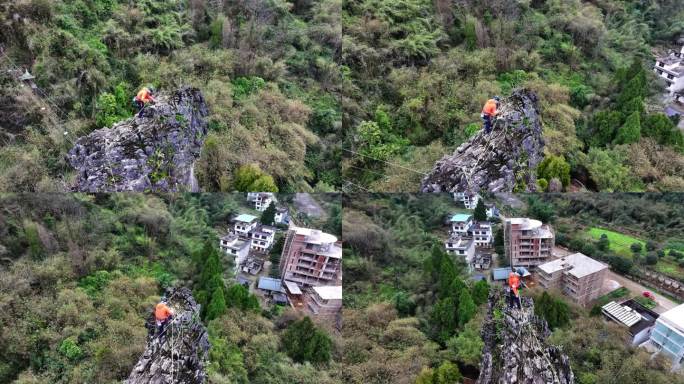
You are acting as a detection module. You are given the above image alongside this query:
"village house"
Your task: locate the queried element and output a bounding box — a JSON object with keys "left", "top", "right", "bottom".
{"left": 219, "top": 233, "right": 251, "bottom": 272}
{"left": 450, "top": 213, "right": 473, "bottom": 235}
{"left": 280, "top": 227, "right": 342, "bottom": 287}
{"left": 246, "top": 192, "right": 275, "bottom": 212}
{"left": 537, "top": 252, "right": 608, "bottom": 307}
{"left": 274, "top": 207, "right": 290, "bottom": 224}
{"left": 485, "top": 203, "right": 500, "bottom": 219}
{"left": 602, "top": 299, "right": 659, "bottom": 345}
{"left": 654, "top": 45, "right": 684, "bottom": 96}
{"left": 504, "top": 218, "right": 554, "bottom": 270}
{"left": 453, "top": 191, "right": 481, "bottom": 210}
{"left": 445, "top": 235, "right": 476, "bottom": 265}
{"left": 232, "top": 214, "right": 259, "bottom": 238}
{"left": 250, "top": 225, "right": 276, "bottom": 252}
{"left": 471, "top": 221, "right": 493, "bottom": 247}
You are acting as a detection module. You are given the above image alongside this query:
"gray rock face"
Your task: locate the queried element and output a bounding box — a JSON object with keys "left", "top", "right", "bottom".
{"left": 477, "top": 289, "right": 574, "bottom": 384}
{"left": 421, "top": 89, "right": 544, "bottom": 193}
{"left": 68, "top": 87, "right": 209, "bottom": 192}
{"left": 125, "top": 287, "right": 210, "bottom": 384}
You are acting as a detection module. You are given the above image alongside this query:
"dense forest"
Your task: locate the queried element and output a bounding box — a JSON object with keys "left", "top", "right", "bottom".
{"left": 342, "top": 193, "right": 684, "bottom": 384}
{"left": 342, "top": 0, "right": 684, "bottom": 192}
{"left": 0, "top": 193, "right": 344, "bottom": 383}
{"left": 0, "top": 0, "right": 342, "bottom": 192}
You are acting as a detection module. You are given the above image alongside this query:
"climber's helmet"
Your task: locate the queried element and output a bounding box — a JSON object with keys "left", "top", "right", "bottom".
{"left": 493, "top": 96, "right": 501, "bottom": 102}
{"left": 148, "top": 86, "right": 156, "bottom": 95}
{"left": 161, "top": 296, "right": 168, "bottom": 303}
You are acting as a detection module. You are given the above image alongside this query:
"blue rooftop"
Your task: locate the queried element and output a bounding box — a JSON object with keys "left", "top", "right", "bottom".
{"left": 492, "top": 267, "right": 511, "bottom": 281}
{"left": 450, "top": 213, "right": 472, "bottom": 222}
{"left": 257, "top": 277, "right": 283, "bottom": 292}
{"left": 235, "top": 214, "right": 257, "bottom": 223}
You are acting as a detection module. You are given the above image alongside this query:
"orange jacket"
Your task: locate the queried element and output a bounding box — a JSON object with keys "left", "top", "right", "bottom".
{"left": 508, "top": 272, "right": 520, "bottom": 290}
{"left": 482, "top": 99, "right": 498, "bottom": 116}
{"left": 155, "top": 302, "right": 173, "bottom": 321}
{"left": 135, "top": 88, "right": 155, "bottom": 103}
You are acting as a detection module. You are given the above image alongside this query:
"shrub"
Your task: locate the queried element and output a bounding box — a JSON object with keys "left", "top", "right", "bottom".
{"left": 59, "top": 337, "right": 83, "bottom": 361}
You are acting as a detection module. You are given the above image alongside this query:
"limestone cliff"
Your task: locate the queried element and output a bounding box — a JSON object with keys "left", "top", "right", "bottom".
{"left": 421, "top": 89, "right": 545, "bottom": 193}
{"left": 125, "top": 287, "right": 210, "bottom": 384}
{"left": 477, "top": 289, "right": 574, "bottom": 384}
{"left": 68, "top": 87, "right": 208, "bottom": 192}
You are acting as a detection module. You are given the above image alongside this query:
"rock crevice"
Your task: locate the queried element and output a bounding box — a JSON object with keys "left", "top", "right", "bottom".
{"left": 68, "top": 87, "right": 209, "bottom": 192}
{"left": 421, "top": 89, "right": 544, "bottom": 193}
{"left": 125, "top": 287, "right": 210, "bottom": 384}
{"left": 477, "top": 289, "right": 574, "bottom": 384}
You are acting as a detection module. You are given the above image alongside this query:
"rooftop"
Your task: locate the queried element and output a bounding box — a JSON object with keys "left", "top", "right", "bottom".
{"left": 537, "top": 252, "right": 607, "bottom": 278}
{"left": 284, "top": 280, "right": 302, "bottom": 295}
{"left": 447, "top": 236, "right": 474, "bottom": 249}
{"left": 450, "top": 213, "right": 472, "bottom": 222}
{"left": 659, "top": 303, "right": 684, "bottom": 333}
{"left": 507, "top": 217, "right": 542, "bottom": 230}
{"left": 472, "top": 221, "right": 492, "bottom": 230}
{"left": 257, "top": 277, "right": 284, "bottom": 292}
{"left": 293, "top": 226, "right": 338, "bottom": 244}
{"left": 602, "top": 299, "right": 658, "bottom": 335}
{"left": 313, "top": 285, "right": 342, "bottom": 300}
{"left": 235, "top": 214, "right": 258, "bottom": 223}
{"left": 492, "top": 267, "right": 512, "bottom": 281}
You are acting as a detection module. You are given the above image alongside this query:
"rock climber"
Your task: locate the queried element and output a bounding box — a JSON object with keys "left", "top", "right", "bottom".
{"left": 508, "top": 271, "right": 522, "bottom": 310}
{"left": 481, "top": 96, "right": 501, "bottom": 134}
{"left": 133, "top": 86, "right": 156, "bottom": 118}
{"left": 155, "top": 296, "right": 175, "bottom": 339}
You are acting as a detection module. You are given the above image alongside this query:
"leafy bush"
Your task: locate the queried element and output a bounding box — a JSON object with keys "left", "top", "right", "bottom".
{"left": 232, "top": 164, "right": 278, "bottom": 192}
{"left": 282, "top": 317, "right": 332, "bottom": 364}
{"left": 58, "top": 337, "right": 83, "bottom": 361}
{"left": 231, "top": 77, "right": 266, "bottom": 100}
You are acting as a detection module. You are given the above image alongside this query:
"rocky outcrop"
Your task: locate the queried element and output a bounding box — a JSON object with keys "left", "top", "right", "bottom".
{"left": 125, "top": 287, "right": 210, "bottom": 384}
{"left": 68, "top": 87, "right": 209, "bottom": 192}
{"left": 421, "top": 89, "right": 545, "bottom": 193}
{"left": 477, "top": 289, "right": 574, "bottom": 384}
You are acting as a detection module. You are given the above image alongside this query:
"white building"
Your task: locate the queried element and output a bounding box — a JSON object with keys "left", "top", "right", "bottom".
{"left": 250, "top": 225, "right": 276, "bottom": 252}
{"left": 649, "top": 303, "right": 684, "bottom": 365}
{"left": 219, "top": 234, "right": 251, "bottom": 271}
{"left": 654, "top": 46, "right": 684, "bottom": 95}
{"left": 450, "top": 213, "right": 473, "bottom": 236}
{"left": 485, "top": 203, "right": 499, "bottom": 219}
{"left": 274, "top": 207, "right": 289, "bottom": 225}
{"left": 453, "top": 191, "right": 481, "bottom": 210}
{"left": 471, "top": 221, "right": 493, "bottom": 247}
{"left": 254, "top": 193, "right": 275, "bottom": 212}
{"left": 445, "top": 235, "right": 476, "bottom": 266}
{"left": 602, "top": 299, "right": 658, "bottom": 346}
{"left": 233, "top": 214, "right": 258, "bottom": 238}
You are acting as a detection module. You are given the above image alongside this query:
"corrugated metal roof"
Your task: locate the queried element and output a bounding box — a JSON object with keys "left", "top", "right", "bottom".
{"left": 257, "top": 277, "right": 283, "bottom": 292}
{"left": 602, "top": 301, "right": 642, "bottom": 327}
{"left": 492, "top": 268, "right": 511, "bottom": 280}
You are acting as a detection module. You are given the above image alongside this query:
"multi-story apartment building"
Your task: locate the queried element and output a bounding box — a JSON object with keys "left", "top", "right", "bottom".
{"left": 219, "top": 233, "right": 251, "bottom": 271}
{"left": 470, "top": 221, "right": 493, "bottom": 247}
{"left": 453, "top": 191, "right": 481, "bottom": 210}
{"left": 304, "top": 285, "right": 342, "bottom": 317}
{"left": 654, "top": 45, "right": 684, "bottom": 95}
{"left": 649, "top": 303, "right": 684, "bottom": 365}
{"left": 504, "top": 218, "right": 554, "bottom": 269}
{"left": 246, "top": 192, "right": 276, "bottom": 212}
{"left": 450, "top": 213, "right": 473, "bottom": 235}
{"left": 233, "top": 214, "right": 258, "bottom": 238}
{"left": 537, "top": 252, "right": 608, "bottom": 306}
{"left": 280, "top": 227, "right": 342, "bottom": 287}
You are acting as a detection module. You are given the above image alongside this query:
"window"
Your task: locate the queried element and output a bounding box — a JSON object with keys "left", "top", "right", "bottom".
{"left": 668, "top": 74, "right": 675, "bottom": 80}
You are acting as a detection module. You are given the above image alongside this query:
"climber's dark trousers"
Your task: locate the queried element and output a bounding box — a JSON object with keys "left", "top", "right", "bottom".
{"left": 483, "top": 114, "right": 493, "bottom": 134}
{"left": 508, "top": 291, "right": 521, "bottom": 309}
{"left": 133, "top": 99, "right": 145, "bottom": 118}
{"left": 156, "top": 318, "right": 170, "bottom": 341}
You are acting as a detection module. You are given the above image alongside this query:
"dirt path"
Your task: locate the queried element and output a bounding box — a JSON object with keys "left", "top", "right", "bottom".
{"left": 602, "top": 270, "right": 678, "bottom": 313}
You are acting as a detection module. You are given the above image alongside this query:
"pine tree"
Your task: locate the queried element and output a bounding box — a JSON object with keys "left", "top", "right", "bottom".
{"left": 282, "top": 317, "right": 332, "bottom": 364}
{"left": 614, "top": 112, "right": 641, "bottom": 145}
{"left": 473, "top": 199, "right": 487, "bottom": 222}
{"left": 260, "top": 202, "right": 276, "bottom": 225}
{"left": 205, "top": 285, "right": 227, "bottom": 321}
{"left": 457, "top": 289, "right": 476, "bottom": 327}
{"left": 471, "top": 279, "right": 490, "bottom": 305}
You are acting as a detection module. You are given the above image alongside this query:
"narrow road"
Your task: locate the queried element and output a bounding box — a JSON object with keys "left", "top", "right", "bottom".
{"left": 603, "top": 270, "right": 678, "bottom": 313}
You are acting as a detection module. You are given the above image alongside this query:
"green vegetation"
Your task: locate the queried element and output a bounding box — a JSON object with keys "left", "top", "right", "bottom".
{"left": 587, "top": 227, "right": 645, "bottom": 257}
{"left": 343, "top": 0, "right": 684, "bottom": 192}
{"left": 0, "top": 0, "right": 342, "bottom": 192}
{"left": 0, "top": 193, "right": 341, "bottom": 383}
